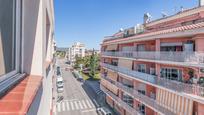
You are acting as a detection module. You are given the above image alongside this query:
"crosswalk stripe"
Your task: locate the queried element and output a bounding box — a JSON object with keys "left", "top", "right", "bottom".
{"left": 66, "top": 101, "right": 70, "bottom": 111}
{"left": 70, "top": 101, "right": 75, "bottom": 110}
{"left": 89, "top": 100, "right": 95, "bottom": 107}
{"left": 86, "top": 100, "right": 92, "bottom": 108}
{"left": 82, "top": 100, "right": 87, "bottom": 109}
{"left": 74, "top": 101, "right": 79, "bottom": 110}
{"left": 57, "top": 103, "right": 61, "bottom": 112}
{"left": 78, "top": 101, "right": 83, "bottom": 109}
{"left": 62, "top": 102, "right": 65, "bottom": 111}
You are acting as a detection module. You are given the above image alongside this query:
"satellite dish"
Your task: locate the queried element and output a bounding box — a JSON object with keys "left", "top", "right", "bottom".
{"left": 144, "top": 13, "right": 152, "bottom": 23}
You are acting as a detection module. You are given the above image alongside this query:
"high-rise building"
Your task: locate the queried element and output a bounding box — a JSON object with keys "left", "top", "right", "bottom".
{"left": 0, "top": 0, "right": 55, "bottom": 114}
{"left": 67, "top": 42, "right": 85, "bottom": 64}
{"left": 100, "top": 5, "right": 204, "bottom": 115}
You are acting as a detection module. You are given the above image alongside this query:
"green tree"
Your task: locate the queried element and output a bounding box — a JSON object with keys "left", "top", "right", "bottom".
{"left": 89, "top": 49, "right": 99, "bottom": 79}
{"left": 74, "top": 55, "right": 84, "bottom": 69}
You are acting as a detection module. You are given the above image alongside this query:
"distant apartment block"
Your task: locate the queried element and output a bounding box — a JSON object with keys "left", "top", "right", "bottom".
{"left": 85, "top": 49, "right": 100, "bottom": 56}
{"left": 67, "top": 42, "right": 85, "bottom": 64}
{"left": 0, "top": 0, "right": 55, "bottom": 114}
{"left": 100, "top": 3, "right": 204, "bottom": 115}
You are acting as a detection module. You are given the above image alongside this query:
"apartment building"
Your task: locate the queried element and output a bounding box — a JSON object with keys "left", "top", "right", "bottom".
{"left": 100, "top": 3, "right": 204, "bottom": 115}
{"left": 67, "top": 42, "right": 85, "bottom": 64}
{"left": 0, "top": 0, "right": 55, "bottom": 115}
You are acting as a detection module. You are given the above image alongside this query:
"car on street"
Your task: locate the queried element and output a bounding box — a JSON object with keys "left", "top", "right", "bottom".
{"left": 96, "top": 107, "right": 112, "bottom": 115}
{"left": 57, "top": 86, "right": 64, "bottom": 93}
{"left": 56, "top": 77, "right": 64, "bottom": 88}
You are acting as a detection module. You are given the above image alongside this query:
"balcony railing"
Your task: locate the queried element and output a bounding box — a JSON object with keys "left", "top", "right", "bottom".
{"left": 101, "top": 51, "right": 204, "bottom": 65}
{"left": 100, "top": 85, "right": 142, "bottom": 115}
{"left": 101, "top": 63, "right": 204, "bottom": 98}
{"left": 101, "top": 74, "right": 175, "bottom": 115}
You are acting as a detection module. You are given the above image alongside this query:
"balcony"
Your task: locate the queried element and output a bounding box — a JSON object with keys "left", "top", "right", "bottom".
{"left": 100, "top": 85, "right": 142, "bottom": 115}
{"left": 101, "top": 74, "right": 175, "bottom": 115}
{"left": 101, "top": 51, "right": 204, "bottom": 66}
{"left": 101, "top": 63, "right": 204, "bottom": 98}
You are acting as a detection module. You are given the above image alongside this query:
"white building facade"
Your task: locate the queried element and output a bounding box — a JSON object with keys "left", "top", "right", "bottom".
{"left": 67, "top": 42, "right": 85, "bottom": 64}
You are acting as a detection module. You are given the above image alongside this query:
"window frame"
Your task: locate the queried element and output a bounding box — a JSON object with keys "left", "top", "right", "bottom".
{"left": 0, "top": 0, "right": 21, "bottom": 82}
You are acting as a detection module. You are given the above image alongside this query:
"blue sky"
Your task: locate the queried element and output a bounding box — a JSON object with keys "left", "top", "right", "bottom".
{"left": 54, "top": 0, "right": 197, "bottom": 50}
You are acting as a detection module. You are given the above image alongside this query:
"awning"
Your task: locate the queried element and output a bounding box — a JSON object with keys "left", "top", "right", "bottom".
{"left": 106, "top": 44, "right": 118, "bottom": 51}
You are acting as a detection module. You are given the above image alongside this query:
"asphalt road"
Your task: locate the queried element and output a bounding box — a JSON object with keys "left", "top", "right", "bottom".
{"left": 53, "top": 59, "right": 98, "bottom": 115}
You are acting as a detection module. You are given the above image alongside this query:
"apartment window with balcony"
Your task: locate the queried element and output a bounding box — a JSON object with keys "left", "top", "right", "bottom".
{"left": 138, "top": 64, "right": 146, "bottom": 73}
{"left": 160, "top": 68, "right": 182, "bottom": 81}
{"left": 137, "top": 44, "right": 145, "bottom": 51}
{"left": 123, "top": 93, "right": 133, "bottom": 107}
{"left": 0, "top": 0, "right": 20, "bottom": 81}
{"left": 138, "top": 103, "right": 145, "bottom": 114}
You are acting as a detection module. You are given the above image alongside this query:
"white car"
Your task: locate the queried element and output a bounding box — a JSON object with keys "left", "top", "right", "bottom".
{"left": 57, "top": 86, "right": 64, "bottom": 93}
{"left": 96, "top": 107, "right": 112, "bottom": 115}
{"left": 56, "top": 77, "right": 64, "bottom": 88}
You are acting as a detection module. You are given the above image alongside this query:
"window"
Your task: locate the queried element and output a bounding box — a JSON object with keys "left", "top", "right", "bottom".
{"left": 137, "top": 44, "right": 145, "bottom": 51}
{"left": 138, "top": 64, "right": 146, "bottom": 73}
{"left": 123, "top": 93, "right": 133, "bottom": 107}
{"left": 160, "top": 68, "right": 182, "bottom": 81}
{"left": 0, "top": 0, "right": 20, "bottom": 81}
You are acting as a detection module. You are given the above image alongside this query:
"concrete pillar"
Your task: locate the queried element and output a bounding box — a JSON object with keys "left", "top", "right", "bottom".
{"left": 155, "top": 39, "right": 160, "bottom": 51}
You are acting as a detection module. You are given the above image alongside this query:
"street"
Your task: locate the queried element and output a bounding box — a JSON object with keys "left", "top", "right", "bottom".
{"left": 53, "top": 59, "right": 99, "bottom": 115}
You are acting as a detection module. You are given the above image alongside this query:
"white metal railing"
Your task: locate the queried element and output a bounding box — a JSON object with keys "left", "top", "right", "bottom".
{"left": 100, "top": 85, "right": 142, "bottom": 115}
{"left": 101, "top": 51, "right": 204, "bottom": 65}
{"left": 101, "top": 63, "right": 204, "bottom": 98}
{"left": 101, "top": 74, "right": 175, "bottom": 115}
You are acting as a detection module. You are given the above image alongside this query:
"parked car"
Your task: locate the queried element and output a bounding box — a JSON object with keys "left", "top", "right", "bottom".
{"left": 96, "top": 107, "right": 112, "bottom": 115}
{"left": 56, "top": 77, "right": 64, "bottom": 88}
{"left": 57, "top": 86, "right": 64, "bottom": 93}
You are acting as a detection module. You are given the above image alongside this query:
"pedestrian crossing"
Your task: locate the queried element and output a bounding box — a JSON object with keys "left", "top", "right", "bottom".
{"left": 53, "top": 99, "right": 96, "bottom": 113}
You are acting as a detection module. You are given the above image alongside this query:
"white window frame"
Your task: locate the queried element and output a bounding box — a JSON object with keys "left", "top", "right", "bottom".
{"left": 0, "top": 0, "right": 21, "bottom": 82}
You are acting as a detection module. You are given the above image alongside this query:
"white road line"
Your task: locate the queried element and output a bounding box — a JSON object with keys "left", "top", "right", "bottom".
{"left": 57, "top": 103, "right": 61, "bottom": 112}
{"left": 78, "top": 101, "right": 83, "bottom": 109}
{"left": 53, "top": 105, "right": 56, "bottom": 113}
{"left": 86, "top": 100, "right": 92, "bottom": 108}
{"left": 74, "top": 101, "right": 79, "bottom": 110}
{"left": 89, "top": 100, "right": 95, "bottom": 107}
{"left": 93, "top": 99, "right": 99, "bottom": 107}
{"left": 82, "top": 100, "right": 87, "bottom": 109}
{"left": 81, "top": 108, "right": 96, "bottom": 113}
{"left": 62, "top": 102, "right": 65, "bottom": 111}
{"left": 66, "top": 101, "right": 70, "bottom": 111}
{"left": 70, "top": 101, "right": 75, "bottom": 110}
{"left": 64, "top": 99, "right": 78, "bottom": 102}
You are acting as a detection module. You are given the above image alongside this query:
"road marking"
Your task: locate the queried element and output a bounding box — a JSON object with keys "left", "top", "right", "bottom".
{"left": 70, "top": 101, "right": 75, "bottom": 110}
{"left": 82, "top": 100, "right": 87, "bottom": 109}
{"left": 53, "top": 105, "right": 56, "bottom": 113}
{"left": 89, "top": 100, "right": 95, "bottom": 107}
{"left": 64, "top": 99, "right": 78, "bottom": 102}
{"left": 74, "top": 101, "right": 79, "bottom": 110}
{"left": 66, "top": 101, "right": 70, "bottom": 111}
{"left": 62, "top": 102, "right": 65, "bottom": 111}
{"left": 57, "top": 103, "right": 61, "bottom": 112}
{"left": 78, "top": 101, "right": 83, "bottom": 109}
{"left": 93, "top": 99, "right": 99, "bottom": 107}
{"left": 86, "top": 100, "right": 92, "bottom": 108}
{"left": 81, "top": 108, "right": 96, "bottom": 113}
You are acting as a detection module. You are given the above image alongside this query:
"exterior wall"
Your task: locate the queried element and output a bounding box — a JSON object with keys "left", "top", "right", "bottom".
{"left": 22, "top": 0, "right": 55, "bottom": 114}
{"left": 101, "top": 5, "right": 204, "bottom": 115}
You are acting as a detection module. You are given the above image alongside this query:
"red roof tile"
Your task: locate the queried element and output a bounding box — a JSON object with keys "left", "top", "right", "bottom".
{"left": 104, "top": 22, "right": 204, "bottom": 44}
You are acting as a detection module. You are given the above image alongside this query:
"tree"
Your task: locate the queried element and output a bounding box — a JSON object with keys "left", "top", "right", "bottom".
{"left": 74, "top": 55, "right": 84, "bottom": 69}
{"left": 89, "top": 49, "right": 98, "bottom": 79}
